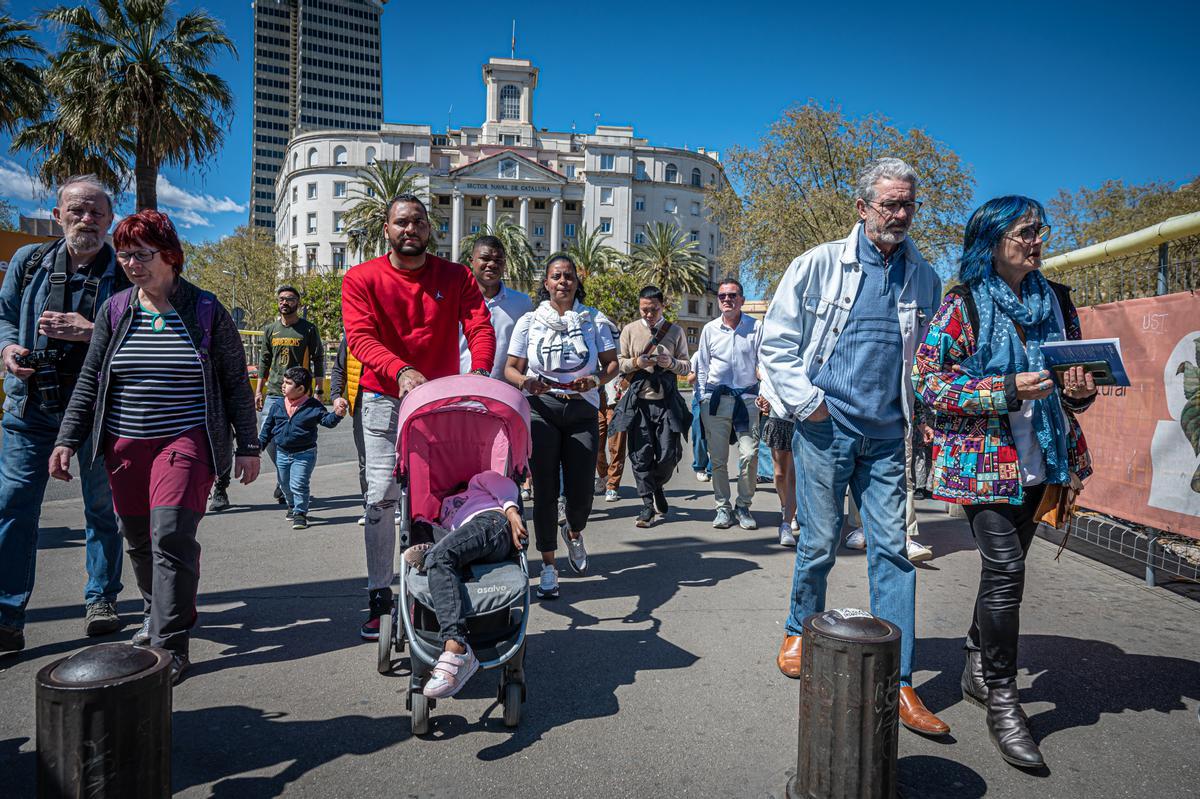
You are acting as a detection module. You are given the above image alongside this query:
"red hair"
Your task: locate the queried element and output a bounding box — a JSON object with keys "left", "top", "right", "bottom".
{"left": 113, "top": 210, "right": 185, "bottom": 274}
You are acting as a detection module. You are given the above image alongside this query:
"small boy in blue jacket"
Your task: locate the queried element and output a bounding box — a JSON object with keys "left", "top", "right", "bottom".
{"left": 259, "top": 366, "right": 346, "bottom": 529}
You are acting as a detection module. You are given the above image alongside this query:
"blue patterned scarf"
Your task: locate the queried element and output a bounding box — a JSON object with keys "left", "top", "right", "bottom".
{"left": 964, "top": 269, "right": 1070, "bottom": 484}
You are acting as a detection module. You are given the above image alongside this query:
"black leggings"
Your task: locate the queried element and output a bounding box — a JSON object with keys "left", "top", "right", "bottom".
{"left": 528, "top": 394, "right": 598, "bottom": 553}
{"left": 963, "top": 484, "right": 1046, "bottom": 687}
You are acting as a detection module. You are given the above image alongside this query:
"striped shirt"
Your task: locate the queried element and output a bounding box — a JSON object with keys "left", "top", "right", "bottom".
{"left": 107, "top": 305, "right": 207, "bottom": 439}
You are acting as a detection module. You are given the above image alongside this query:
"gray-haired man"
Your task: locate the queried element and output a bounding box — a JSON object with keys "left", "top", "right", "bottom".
{"left": 760, "top": 158, "right": 947, "bottom": 736}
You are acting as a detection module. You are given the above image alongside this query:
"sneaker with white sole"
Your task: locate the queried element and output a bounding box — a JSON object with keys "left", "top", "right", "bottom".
{"left": 521, "top": 487, "right": 532, "bottom": 502}
{"left": 604, "top": 489, "right": 619, "bottom": 502}
{"left": 561, "top": 522, "right": 588, "bottom": 575}
{"left": 536, "top": 564, "right": 559, "bottom": 599}
{"left": 713, "top": 507, "right": 735, "bottom": 529}
{"left": 779, "top": 523, "right": 797, "bottom": 547}
{"left": 131, "top": 614, "right": 152, "bottom": 646}
{"left": 696, "top": 471, "right": 711, "bottom": 482}
{"left": 735, "top": 507, "right": 758, "bottom": 530}
{"left": 84, "top": 600, "right": 121, "bottom": 636}
{"left": 791, "top": 517, "right": 799, "bottom": 532}
{"left": 423, "top": 645, "right": 480, "bottom": 699}
{"left": 845, "top": 527, "right": 866, "bottom": 550}
{"left": 906, "top": 539, "right": 934, "bottom": 562}
{"left": 357, "top": 514, "right": 366, "bottom": 526}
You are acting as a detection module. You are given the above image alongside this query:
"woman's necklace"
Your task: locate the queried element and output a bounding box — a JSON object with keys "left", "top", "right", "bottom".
{"left": 137, "top": 299, "right": 168, "bottom": 333}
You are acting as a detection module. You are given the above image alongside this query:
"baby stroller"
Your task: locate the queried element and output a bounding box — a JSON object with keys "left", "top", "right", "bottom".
{"left": 379, "top": 375, "right": 532, "bottom": 734}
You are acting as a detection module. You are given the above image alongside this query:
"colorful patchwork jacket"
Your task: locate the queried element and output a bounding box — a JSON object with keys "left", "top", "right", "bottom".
{"left": 910, "top": 282, "right": 1094, "bottom": 505}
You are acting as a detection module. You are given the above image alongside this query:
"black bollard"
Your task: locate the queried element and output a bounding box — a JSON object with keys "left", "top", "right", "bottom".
{"left": 36, "top": 643, "right": 173, "bottom": 799}
{"left": 787, "top": 609, "right": 901, "bottom": 799}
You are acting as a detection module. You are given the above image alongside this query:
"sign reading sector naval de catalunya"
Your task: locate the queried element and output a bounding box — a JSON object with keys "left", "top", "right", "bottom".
{"left": 1075, "top": 292, "right": 1200, "bottom": 538}
{"left": 461, "top": 183, "right": 557, "bottom": 193}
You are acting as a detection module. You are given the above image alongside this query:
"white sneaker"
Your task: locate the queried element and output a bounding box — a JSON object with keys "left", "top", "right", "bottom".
{"left": 906, "top": 539, "right": 933, "bottom": 562}
{"left": 844, "top": 528, "right": 866, "bottom": 550}
{"left": 561, "top": 522, "right": 588, "bottom": 575}
{"left": 791, "top": 517, "right": 799, "bottom": 532}
{"left": 604, "top": 489, "right": 619, "bottom": 502}
{"left": 696, "top": 471, "right": 711, "bottom": 482}
{"left": 423, "top": 644, "right": 479, "bottom": 699}
{"left": 357, "top": 514, "right": 366, "bottom": 526}
{"left": 536, "top": 564, "right": 559, "bottom": 599}
{"left": 779, "top": 523, "right": 796, "bottom": 548}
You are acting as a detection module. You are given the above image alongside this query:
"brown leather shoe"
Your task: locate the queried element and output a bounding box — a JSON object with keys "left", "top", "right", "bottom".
{"left": 898, "top": 685, "right": 950, "bottom": 736}
{"left": 777, "top": 635, "right": 803, "bottom": 678}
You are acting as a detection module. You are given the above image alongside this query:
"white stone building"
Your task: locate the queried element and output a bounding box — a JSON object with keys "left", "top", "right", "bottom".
{"left": 274, "top": 56, "right": 727, "bottom": 341}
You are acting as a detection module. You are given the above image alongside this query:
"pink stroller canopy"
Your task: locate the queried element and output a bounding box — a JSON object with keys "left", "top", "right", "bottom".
{"left": 395, "top": 375, "right": 532, "bottom": 523}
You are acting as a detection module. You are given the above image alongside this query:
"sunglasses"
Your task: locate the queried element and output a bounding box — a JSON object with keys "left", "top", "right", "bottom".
{"left": 717, "top": 293, "right": 740, "bottom": 301}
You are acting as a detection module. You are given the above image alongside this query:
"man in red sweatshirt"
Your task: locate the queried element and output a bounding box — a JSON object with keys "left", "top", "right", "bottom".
{"left": 342, "top": 193, "right": 496, "bottom": 639}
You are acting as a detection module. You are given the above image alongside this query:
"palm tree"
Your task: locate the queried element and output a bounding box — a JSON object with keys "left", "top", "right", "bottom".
{"left": 0, "top": 5, "right": 46, "bottom": 135}
{"left": 458, "top": 217, "right": 537, "bottom": 291}
{"left": 629, "top": 221, "right": 709, "bottom": 300}
{"left": 566, "top": 224, "right": 624, "bottom": 278}
{"left": 13, "top": 0, "right": 235, "bottom": 210}
{"left": 341, "top": 160, "right": 430, "bottom": 260}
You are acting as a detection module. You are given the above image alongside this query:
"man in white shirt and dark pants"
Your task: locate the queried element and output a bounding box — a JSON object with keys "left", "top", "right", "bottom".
{"left": 695, "top": 278, "right": 763, "bottom": 530}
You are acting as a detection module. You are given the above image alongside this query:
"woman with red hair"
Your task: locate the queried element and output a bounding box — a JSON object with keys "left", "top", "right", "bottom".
{"left": 50, "top": 209, "right": 261, "bottom": 683}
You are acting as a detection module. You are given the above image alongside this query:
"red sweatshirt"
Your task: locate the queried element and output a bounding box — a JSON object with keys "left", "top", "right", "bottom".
{"left": 342, "top": 253, "right": 496, "bottom": 397}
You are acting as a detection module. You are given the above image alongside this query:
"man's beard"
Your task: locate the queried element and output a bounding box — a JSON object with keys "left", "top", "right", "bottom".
{"left": 66, "top": 229, "right": 103, "bottom": 253}
{"left": 391, "top": 238, "right": 426, "bottom": 256}
{"left": 866, "top": 217, "right": 909, "bottom": 246}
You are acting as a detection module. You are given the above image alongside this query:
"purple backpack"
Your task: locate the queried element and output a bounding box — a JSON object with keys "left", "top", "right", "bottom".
{"left": 107, "top": 287, "right": 217, "bottom": 361}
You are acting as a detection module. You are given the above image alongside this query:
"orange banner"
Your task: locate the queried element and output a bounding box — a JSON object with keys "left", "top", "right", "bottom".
{"left": 1075, "top": 292, "right": 1200, "bottom": 538}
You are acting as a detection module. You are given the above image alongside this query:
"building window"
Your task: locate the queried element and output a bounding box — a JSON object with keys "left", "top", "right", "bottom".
{"left": 292, "top": 152, "right": 299, "bottom": 170}
{"left": 599, "top": 217, "right": 612, "bottom": 234}
{"left": 334, "top": 145, "right": 348, "bottom": 165}
{"left": 634, "top": 225, "right": 645, "bottom": 245}
{"left": 306, "top": 213, "right": 317, "bottom": 234}
{"left": 664, "top": 197, "right": 677, "bottom": 213}
{"left": 366, "top": 186, "right": 376, "bottom": 198}
{"left": 439, "top": 220, "right": 449, "bottom": 233}
{"left": 566, "top": 202, "right": 577, "bottom": 211}
{"left": 502, "top": 198, "right": 514, "bottom": 209}
{"left": 500, "top": 158, "right": 517, "bottom": 179}
{"left": 470, "top": 197, "right": 482, "bottom": 207}
{"left": 534, "top": 224, "right": 545, "bottom": 237}
{"left": 501, "top": 134, "right": 518, "bottom": 146}
{"left": 437, "top": 195, "right": 450, "bottom": 205}
{"left": 689, "top": 230, "right": 699, "bottom": 242}
{"left": 307, "top": 182, "right": 317, "bottom": 200}
{"left": 365, "top": 146, "right": 376, "bottom": 164}
{"left": 307, "top": 147, "right": 318, "bottom": 167}
{"left": 600, "top": 187, "right": 614, "bottom": 205}
{"left": 291, "top": 185, "right": 298, "bottom": 203}
{"left": 665, "top": 163, "right": 678, "bottom": 183}
{"left": 600, "top": 153, "right": 615, "bottom": 171}
{"left": 399, "top": 142, "right": 415, "bottom": 160}
{"left": 709, "top": 233, "right": 715, "bottom": 254}
{"left": 688, "top": 300, "right": 698, "bottom": 315}
{"left": 565, "top": 165, "right": 576, "bottom": 179}
{"left": 332, "top": 246, "right": 346, "bottom": 269}
{"left": 334, "top": 181, "right": 346, "bottom": 198}
{"left": 500, "top": 84, "right": 520, "bottom": 120}
{"left": 305, "top": 246, "right": 318, "bottom": 269}
{"left": 690, "top": 201, "right": 701, "bottom": 216}
{"left": 333, "top": 211, "right": 344, "bottom": 232}
{"left": 291, "top": 215, "right": 297, "bottom": 236}
{"left": 707, "top": 301, "right": 713, "bottom": 316}
{"left": 534, "top": 200, "right": 545, "bottom": 210}
{"left": 564, "top": 223, "right": 576, "bottom": 238}
{"left": 634, "top": 196, "right": 645, "bottom": 211}
{"left": 687, "top": 326, "right": 698, "bottom": 345}
{"left": 470, "top": 222, "right": 480, "bottom": 233}
{"left": 691, "top": 167, "right": 702, "bottom": 187}
{"left": 636, "top": 160, "right": 648, "bottom": 180}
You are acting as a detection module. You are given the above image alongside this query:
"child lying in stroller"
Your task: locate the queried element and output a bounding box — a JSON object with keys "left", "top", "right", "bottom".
{"left": 405, "top": 469, "right": 527, "bottom": 698}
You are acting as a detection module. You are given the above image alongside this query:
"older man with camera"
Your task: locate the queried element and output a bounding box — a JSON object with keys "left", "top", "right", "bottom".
{"left": 0, "top": 175, "right": 130, "bottom": 653}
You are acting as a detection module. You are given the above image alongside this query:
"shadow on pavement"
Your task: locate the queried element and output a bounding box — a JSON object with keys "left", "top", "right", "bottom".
{"left": 897, "top": 755, "right": 988, "bottom": 798}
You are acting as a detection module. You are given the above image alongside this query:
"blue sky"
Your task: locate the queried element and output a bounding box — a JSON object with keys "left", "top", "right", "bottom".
{"left": 2, "top": 0, "right": 1198, "bottom": 271}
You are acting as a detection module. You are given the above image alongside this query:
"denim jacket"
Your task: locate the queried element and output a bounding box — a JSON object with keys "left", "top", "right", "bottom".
{"left": 0, "top": 240, "right": 128, "bottom": 419}
{"left": 759, "top": 223, "right": 943, "bottom": 429}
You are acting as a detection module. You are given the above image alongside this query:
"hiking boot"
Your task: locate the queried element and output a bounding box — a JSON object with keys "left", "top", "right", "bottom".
{"left": 84, "top": 600, "right": 122, "bottom": 636}
{"left": 131, "top": 614, "right": 152, "bottom": 646}
{"left": 292, "top": 513, "right": 308, "bottom": 530}
{"left": 712, "top": 507, "right": 735, "bottom": 529}
{"left": 208, "top": 485, "right": 229, "bottom": 512}
{"left": 0, "top": 624, "right": 25, "bottom": 654}
{"left": 604, "top": 489, "right": 619, "bottom": 502}
{"left": 635, "top": 505, "right": 656, "bottom": 528}
{"left": 561, "top": 522, "right": 588, "bottom": 575}
{"left": 360, "top": 588, "right": 393, "bottom": 641}
{"left": 536, "top": 564, "right": 559, "bottom": 599}
{"left": 735, "top": 507, "right": 758, "bottom": 530}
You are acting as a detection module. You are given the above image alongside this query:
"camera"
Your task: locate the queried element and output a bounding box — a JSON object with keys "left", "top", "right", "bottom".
{"left": 14, "top": 350, "right": 65, "bottom": 413}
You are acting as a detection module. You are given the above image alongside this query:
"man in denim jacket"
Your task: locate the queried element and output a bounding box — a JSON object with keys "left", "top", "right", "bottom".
{"left": 760, "top": 158, "right": 948, "bottom": 737}
{"left": 0, "top": 175, "right": 128, "bottom": 653}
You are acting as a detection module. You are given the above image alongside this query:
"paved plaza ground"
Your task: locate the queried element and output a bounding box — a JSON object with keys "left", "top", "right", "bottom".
{"left": 2, "top": 423, "right": 1198, "bottom": 798}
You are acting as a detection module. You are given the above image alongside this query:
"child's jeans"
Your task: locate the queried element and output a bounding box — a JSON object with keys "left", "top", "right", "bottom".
{"left": 276, "top": 447, "right": 317, "bottom": 515}
{"left": 425, "top": 510, "right": 513, "bottom": 646}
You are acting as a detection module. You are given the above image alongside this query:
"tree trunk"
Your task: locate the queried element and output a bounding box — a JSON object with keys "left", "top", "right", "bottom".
{"left": 134, "top": 136, "right": 157, "bottom": 211}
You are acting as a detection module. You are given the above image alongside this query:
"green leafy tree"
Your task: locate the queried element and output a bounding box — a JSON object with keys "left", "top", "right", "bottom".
{"left": 184, "top": 225, "right": 289, "bottom": 330}
{"left": 586, "top": 270, "right": 676, "bottom": 331}
{"left": 342, "top": 160, "right": 430, "bottom": 260}
{"left": 709, "top": 100, "right": 974, "bottom": 289}
{"left": 628, "top": 221, "right": 709, "bottom": 302}
{"left": 14, "top": 0, "right": 236, "bottom": 211}
{"left": 457, "top": 217, "right": 538, "bottom": 292}
{"left": 0, "top": 5, "right": 45, "bottom": 135}
{"left": 297, "top": 270, "right": 344, "bottom": 339}
{"left": 566, "top": 223, "right": 624, "bottom": 278}
{"left": 1047, "top": 178, "right": 1200, "bottom": 254}
{"left": 0, "top": 198, "right": 18, "bottom": 231}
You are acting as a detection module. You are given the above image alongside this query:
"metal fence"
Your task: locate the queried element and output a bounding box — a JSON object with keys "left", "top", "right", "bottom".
{"left": 1042, "top": 233, "right": 1200, "bottom": 305}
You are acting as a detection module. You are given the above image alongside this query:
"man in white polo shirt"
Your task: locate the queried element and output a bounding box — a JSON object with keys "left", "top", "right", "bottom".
{"left": 460, "top": 236, "right": 534, "bottom": 378}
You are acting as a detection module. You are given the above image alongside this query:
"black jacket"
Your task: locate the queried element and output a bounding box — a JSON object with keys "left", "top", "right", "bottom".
{"left": 56, "top": 278, "right": 261, "bottom": 471}
{"left": 609, "top": 369, "right": 693, "bottom": 437}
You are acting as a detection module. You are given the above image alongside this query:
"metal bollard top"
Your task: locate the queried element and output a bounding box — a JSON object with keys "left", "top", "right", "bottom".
{"left": 41, "top": 643, "right": 166, "bottom": 688}
{"left": 804, "top": 608, "right": 900, "bottom": 644}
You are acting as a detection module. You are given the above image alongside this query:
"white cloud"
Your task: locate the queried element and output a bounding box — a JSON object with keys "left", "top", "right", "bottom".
{"left": 156, "top": 174, "right": 245, "bottom": 214}
{"left": 0, "top": 159, "right": 49, "bottom": 203}
{"left": 166, "top": 208, "right": 212, "bottom": 229}
{"left": 27, "top": 208, "right": 54, "bottom": 219}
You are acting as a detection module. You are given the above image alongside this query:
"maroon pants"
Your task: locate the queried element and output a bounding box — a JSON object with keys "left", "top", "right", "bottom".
{"left": 105, "top": 426, "right": 214, "bottom": 655}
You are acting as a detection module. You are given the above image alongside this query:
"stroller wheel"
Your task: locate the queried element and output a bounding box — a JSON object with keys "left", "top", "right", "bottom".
{"left": 411, "top": 691, "right": 431, "bottom": 735}
{"left": 502, "top": 681, "right": 522, "bottom": 728}
{"left": 377, "top": 609, "right": 394, "bottom": 674}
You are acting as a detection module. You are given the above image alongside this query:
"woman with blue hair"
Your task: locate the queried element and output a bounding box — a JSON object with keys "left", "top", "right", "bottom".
{"left": 912, "top": 196, "right": 1098, "bottom": 769}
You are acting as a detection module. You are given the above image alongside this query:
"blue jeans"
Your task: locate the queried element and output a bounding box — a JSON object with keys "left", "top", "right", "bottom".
{"left": 0, "top": 400, "right": 122, "bottom": 629}
{"left": 757, "top": 435, "right": 774, "bottom": 480}
{"left": 788, "top": 416, "right": 915, "bottom": 683}
{"left": 690, "top": 391, "right": 710, "bottom": 474}
{"left": 276, "top": 447, "right": 317, "bottom": 515}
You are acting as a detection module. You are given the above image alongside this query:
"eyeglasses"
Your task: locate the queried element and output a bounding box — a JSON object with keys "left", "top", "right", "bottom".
{"left": 866, "top": 200, "right": 922, "bottom": 217}
{"left": 115, "top": 249, "right": 161, "bottom": 263}
{"left": 1006, "top": 224, "right": 1052, "bottom": 244}
{"left": 717, "top": 293, "right": 741, "bottom": 301}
